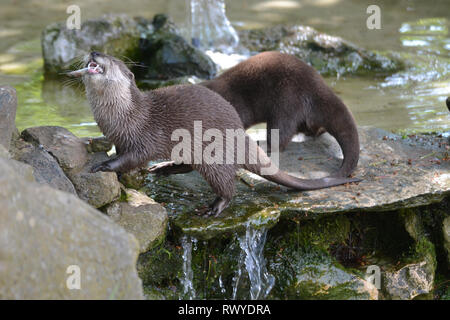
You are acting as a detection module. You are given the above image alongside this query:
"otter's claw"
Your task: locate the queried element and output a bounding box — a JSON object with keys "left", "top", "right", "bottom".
{"left": 147, "top": 161, "right": 175, "bottom": 176}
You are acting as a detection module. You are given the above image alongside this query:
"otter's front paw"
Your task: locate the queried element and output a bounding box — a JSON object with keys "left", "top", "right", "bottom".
{"left": 148, "top": 161, "right": 175, "bottom": 176}
{"left": 91, "top": 161, "right": 114, "bottom": 173}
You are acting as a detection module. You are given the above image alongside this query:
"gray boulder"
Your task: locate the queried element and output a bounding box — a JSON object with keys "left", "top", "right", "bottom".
{"left": 0, "top": 144, "right": 35, "bottom": 182}
{"left": 67, "top": 152, "right": 121, "bottom": 208}
{"left": 22, "top": 126, "right": 88, "bottom": 172}
{"left": 0, "top": 152, "right": 144, "bottom": 299}
{"left": 0, "top": 86, "right": 17, "bottom": 150}
{"left": 105, "top": 188, "right": 168, "bottom": 253}
{"left": 10, "top": 138, "right": 77, "bottom": 195}
{"left": 20, "top": 126, "right": 120, "bottom": 207}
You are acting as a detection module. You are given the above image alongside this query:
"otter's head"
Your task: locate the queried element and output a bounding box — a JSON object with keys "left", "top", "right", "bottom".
{"left": 82, "top": 52, "right": 136, "bottom": 89}
{"left": 80, "top": 52, "right": 141, "bottom": 129}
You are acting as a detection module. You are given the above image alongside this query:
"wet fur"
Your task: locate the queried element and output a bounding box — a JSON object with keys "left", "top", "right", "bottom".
{"left": 201, "top": 51, "right": 360, "bottom": 177}
{"left": 82, "top": 53, "right": 359, "bottom": 216}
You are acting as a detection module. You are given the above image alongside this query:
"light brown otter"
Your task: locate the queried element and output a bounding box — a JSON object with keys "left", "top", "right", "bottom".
{"left": 201, "top": 51, "right": 360, "bottom": 178}
{"left": 76, "top": 52, "right": 359, "bottom": 216}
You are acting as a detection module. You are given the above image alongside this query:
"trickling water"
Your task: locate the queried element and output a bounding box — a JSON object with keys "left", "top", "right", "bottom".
{"left": 180, "top": 235, "right": 196, "bottom": 299}
{"left": 186, "top": 0, "right": 239, "bottom": 53}
{"left": 237, "top": 225, "right": 275, "bottom": 300}
{"left": 231, "top": 251, "right": 245, "bottom": 300}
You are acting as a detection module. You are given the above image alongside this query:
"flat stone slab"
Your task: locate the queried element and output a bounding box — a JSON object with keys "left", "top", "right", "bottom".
{"left": 143, "top": 127, "right": 450, "bottom": 239}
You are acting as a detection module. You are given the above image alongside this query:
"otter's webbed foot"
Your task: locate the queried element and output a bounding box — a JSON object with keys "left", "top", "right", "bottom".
{"left": 203, "top": 197, "right": 230, "bottom": 217}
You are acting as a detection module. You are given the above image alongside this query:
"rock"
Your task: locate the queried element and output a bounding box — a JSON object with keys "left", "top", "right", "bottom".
{"left": 66, "top": 152, "right": 121, "bottom": 208}
{"left": 0, "top": 144, "right": 9, "bottom": 158}
{"left": 265, "top": 217, "right": 378, "bottom": 300}
{"left": 134, "top": 14, "right": 217, "bottom": 80}
{"left": 0, "top": 86, "right": 17, "bottom": 150}
{"left": 22, "top": 126, "right": 88, "bottom": 172}
{"left": 0, "top": 144, "right": 35, "bottom": 182}
{"left": 0, "top": 155, "right": 143, "bottom": 299}
{"left": 42, "top": 14, "right": 142, "bottom": 75}
{"left": 384, "top": 262, "right": 433, "bottom": 300}
{"left": 138, "top": 75, "right": 202, "bottom": 90}
{"left": 119, "top": 168, "right": 149, "bottom": 190}
{"left": 239, "top": 25, "right": 404, "bottom": 76}
{"left": 105, "top": 188, "right": 168, "bottom": 253}
{"left": 82, "top": 136, "right": 113, "bottom": 153}
{"left": 41, "top": 14, "right": 216, "bottom": 80}
{"left": 10, "top": 138, "right": 77, "bottom": 194}
{"left": 443, "top": 216, "right": 450, "bottom": 266}
{"left": 294, "top": 257, "right": 379, "bottom": 300}
{"left": 145, "top": 127, "right": 450, "bottom": 239}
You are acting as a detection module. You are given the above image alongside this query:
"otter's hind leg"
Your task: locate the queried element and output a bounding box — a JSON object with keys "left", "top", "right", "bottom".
{"left": 148, "top": 161, "right": 193, "bottom": 176}
{"left": 266, "top": 117, "right": 298, "bottom": 154}
{"left": 195, "top": 164, "right": 236, "bottom": 217}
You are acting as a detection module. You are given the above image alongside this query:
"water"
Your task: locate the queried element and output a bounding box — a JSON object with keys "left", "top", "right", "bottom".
{"left": 180, "top": 235, "right": 196, "bottom": 299}
{"left": 186, "top": 0, "right": 239, "bottom": 53}
{"left": 178, "top": 226, "right": 274, "bottom": 300}
{"left": 236, "top": 225, "right": 275, "bottom": 300}
{"left": 0, "top": 0, "right": 448, "bottom": 137}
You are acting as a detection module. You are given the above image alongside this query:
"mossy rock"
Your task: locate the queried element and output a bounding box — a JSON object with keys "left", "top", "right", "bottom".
{"left": 41, "top": 14, "right": 216, "bottom": 81}
{"left": 239, "top": 25, "right": 404, "bottom": 76}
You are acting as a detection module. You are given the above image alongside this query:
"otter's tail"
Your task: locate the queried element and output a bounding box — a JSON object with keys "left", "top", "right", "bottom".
{"left": 243, "top": 143, "right": 360, "bottom": 191}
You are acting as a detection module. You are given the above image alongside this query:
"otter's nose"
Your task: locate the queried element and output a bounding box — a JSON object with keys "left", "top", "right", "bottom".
{"left": 91, "top": 51, "right": 101, "bottom": 58}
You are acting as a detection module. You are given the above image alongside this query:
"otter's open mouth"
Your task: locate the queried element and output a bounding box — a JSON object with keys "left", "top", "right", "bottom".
{"left": 87, "top": 61, "right": 103, "bottom": 74}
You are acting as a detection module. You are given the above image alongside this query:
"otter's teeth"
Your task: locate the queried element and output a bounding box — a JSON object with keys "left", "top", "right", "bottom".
{"left": 87, "top": 62, "right": 103, "bottom": 74}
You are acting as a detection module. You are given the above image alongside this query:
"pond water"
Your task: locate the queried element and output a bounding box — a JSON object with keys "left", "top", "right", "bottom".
{"left": 0, "top": 0, "right": 449, "bottom": 137}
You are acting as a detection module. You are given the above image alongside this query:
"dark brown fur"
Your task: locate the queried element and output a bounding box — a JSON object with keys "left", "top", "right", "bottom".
{"left": 81, "top": 52, "right": 359, "bottom": 216}
{"left": 201, "top": 51, "right": 360, "bottom": 177}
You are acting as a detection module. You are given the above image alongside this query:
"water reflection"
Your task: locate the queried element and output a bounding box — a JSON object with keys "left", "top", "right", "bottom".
{"left": 1, "top": 0, "right": 450, "bottom": 136}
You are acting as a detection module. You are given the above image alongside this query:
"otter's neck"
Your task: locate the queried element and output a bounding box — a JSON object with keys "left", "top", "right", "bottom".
{"left": 86, "top": 80, "right": 146, "bottom": 150}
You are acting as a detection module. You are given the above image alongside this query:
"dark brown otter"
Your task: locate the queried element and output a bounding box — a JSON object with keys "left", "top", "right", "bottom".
{"left": 78, "top": 52, "right": 359, "bottom": 216}
{"left": 446, "top": 97, "right": 450, "bottom": 111}
{"left": 201, "top": 51, "right": 360, "bottom": 177}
